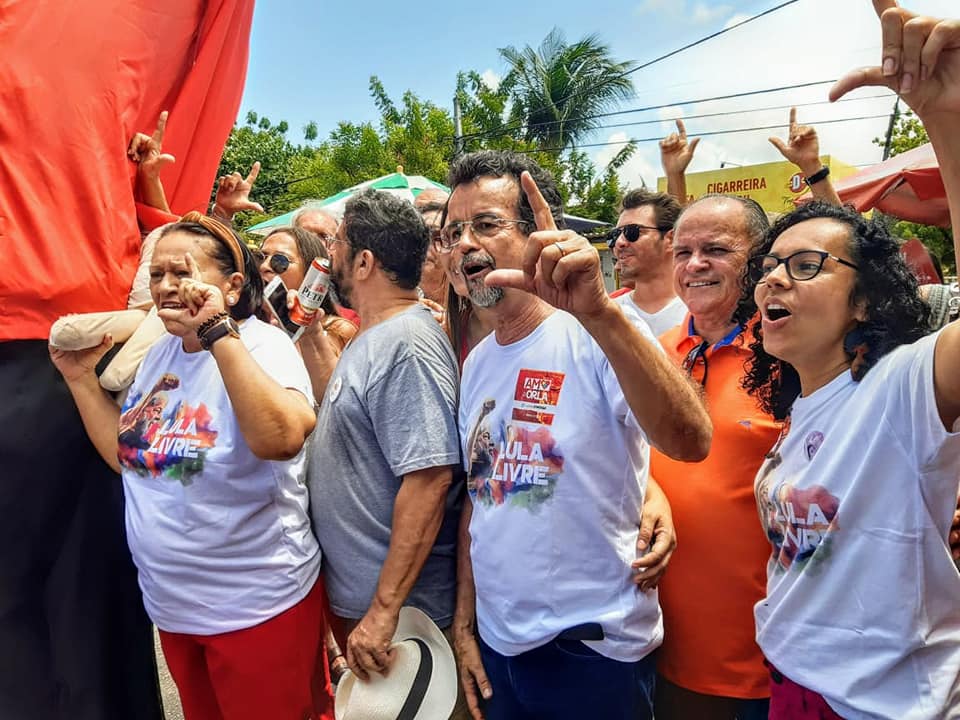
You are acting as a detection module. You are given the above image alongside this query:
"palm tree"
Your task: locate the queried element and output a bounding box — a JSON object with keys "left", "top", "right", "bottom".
{"left": 500, "top": 28, "right": 635, "bottom": 152}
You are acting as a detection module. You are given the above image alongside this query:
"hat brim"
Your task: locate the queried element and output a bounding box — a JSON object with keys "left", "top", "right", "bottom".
{"left": 335, "top": 607, "right": 458, "bottom": 720}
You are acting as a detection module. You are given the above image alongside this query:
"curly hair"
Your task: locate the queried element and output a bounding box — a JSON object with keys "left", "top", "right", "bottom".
{"left": 741, "top": 202, "right": 931, "bottom": 421}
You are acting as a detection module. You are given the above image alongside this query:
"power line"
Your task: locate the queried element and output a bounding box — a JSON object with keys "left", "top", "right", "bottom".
{"left": 459, "top": 79, "right": 840, "bottom": 144}
{"left": 512, "top": 113, "right": 892, "bottom": 155}
{"left": 585, "top": 93, "right": 893, "bottom": 133}
{"left": 458, "top": 0, "right": 802, "bottom": 144}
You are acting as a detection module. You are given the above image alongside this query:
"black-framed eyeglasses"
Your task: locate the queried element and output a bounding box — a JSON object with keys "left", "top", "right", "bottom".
{"left": 682, "top": 340, "right": 710, "bottom": 386}
{"left": 264, "top": 252, "right": 294, "bottom": 275}
{"left": 749, "top": 250, "right": 860, "bottom": 283}
{"left": 606, "top": 223, "right": 669, "bottom": 249}
{"left": 437, "top": 214, "right": 529, "bottom": 252}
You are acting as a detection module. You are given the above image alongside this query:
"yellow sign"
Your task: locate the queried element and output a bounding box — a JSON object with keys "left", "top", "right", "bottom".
{"left": 657, "top": 156, "right": 859, "bottom": 215}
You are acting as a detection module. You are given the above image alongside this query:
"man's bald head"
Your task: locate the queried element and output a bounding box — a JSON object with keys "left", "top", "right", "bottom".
{"left": 414, "top": 188, "right": 449, "bottom": 210}
{"left": 292, "top": 206, "right": 339, "bottom": 239}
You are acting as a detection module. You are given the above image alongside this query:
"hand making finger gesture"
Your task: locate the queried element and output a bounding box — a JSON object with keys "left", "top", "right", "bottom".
{"left": 485, "top": 172, "right": 611, "bottom": 319}
{"left": 830, "top": 1, "right": 960, "bottom": 122}
{"left": 127, "top": 111, "right": 176, "bottom": 179}
{"left": 769, "top": 107, "right": 823, "bottom": 175}
{"left": 156, "top": 253, "right": 227, "bottom": 336}
{"left": 213, "top": 161, "right": 265, "bottom": 218}
{"left": 660, "top": 118, "right": 700, "bottom": 176}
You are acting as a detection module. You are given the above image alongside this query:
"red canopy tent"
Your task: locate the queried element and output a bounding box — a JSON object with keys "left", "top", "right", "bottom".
{"left": 798, "top": 143, "right": 950, "bottom": 228}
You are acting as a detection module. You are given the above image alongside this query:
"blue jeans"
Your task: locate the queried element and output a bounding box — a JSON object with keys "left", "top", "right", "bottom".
{"left": 478, "top": 634, "right": 656, "bottom": 720}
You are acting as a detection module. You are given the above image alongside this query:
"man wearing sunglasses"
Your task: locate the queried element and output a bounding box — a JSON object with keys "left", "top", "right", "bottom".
{"left": 610, "top": 190, "right": 688, "bottom": 336}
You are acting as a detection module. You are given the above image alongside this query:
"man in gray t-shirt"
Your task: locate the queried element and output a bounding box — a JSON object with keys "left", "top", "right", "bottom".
{"left": 303, "top": 189, "right": 461, "bottom": 681}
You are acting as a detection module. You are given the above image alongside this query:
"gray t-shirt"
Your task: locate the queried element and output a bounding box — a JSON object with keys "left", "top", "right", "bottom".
{"left": 308, "top": 303, "right": 461, "bottom": 626}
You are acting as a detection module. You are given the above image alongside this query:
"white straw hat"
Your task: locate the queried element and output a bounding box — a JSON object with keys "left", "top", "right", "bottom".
{"left": 335, "top": 607, "right": 457, "bottom": 720}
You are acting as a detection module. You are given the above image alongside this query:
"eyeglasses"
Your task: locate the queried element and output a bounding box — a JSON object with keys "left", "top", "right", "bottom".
{"left": 682, "top": 340, "right": 710, "bottom": 386}
{"left": 437, "top": 215, "right": 529, "bottom": 252}
{"left": 749, "top": 250, "right": 860, "bottom": 283}
{"left": 263, "top": 252, "right": 294, "bottom": 275}
{"left": 606, "top": 223, "right": 668, "bottom": 249}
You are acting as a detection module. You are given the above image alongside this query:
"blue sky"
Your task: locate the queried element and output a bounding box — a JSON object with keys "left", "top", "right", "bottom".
{"left": 239, "top": 0, "right": 956, "bottom": 188}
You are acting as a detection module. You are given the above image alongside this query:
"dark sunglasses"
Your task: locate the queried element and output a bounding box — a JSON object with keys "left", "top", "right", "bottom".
{"left": 681, "top": 340, "right": 710, "bottom": 386}
{"left": 264, "top": 252, "right": 294, "bottom": 275}
{"left": 606, "top": 223, "right": 669, "bottom": 249}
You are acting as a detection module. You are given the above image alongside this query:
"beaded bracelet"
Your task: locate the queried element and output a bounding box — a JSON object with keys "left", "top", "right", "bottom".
{"left": 196, "top": 312, "right": 229, "bottom": 339}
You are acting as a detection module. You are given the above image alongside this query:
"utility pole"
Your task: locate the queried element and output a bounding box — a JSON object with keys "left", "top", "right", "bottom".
{"left": 882, "top": 97, "right": 900, "bottom": 161}
{"left": 453, "top": 94, "right": 464, "bottom": 158}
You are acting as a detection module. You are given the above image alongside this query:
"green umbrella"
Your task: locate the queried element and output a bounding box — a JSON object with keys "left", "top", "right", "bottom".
{"left": 245, "top": 170, "right": 449, "bottom": 236}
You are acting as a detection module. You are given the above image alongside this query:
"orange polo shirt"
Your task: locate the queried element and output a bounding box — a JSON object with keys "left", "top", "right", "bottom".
{"left": 651, "top": 314, "right": 781, "bottom": 699}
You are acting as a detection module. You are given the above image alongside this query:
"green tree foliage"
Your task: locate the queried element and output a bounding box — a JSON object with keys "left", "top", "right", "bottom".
{"left": 873, "top": 110, "right": 952, "bottom": 273}
{"left": 499, "top": 28, "right": 635, "bottom": 151}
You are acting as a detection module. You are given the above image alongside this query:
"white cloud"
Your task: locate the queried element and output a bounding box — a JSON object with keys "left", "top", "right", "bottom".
{"left": 691, "top": 2, "right": 731, "bottom": 24}
{"left": 480, "top": 69, "right": 501, "bottom": 92}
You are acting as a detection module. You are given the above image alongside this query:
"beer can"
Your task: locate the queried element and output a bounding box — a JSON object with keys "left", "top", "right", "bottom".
{"left": 289, "top": 257, "right": 331, "bottom": 327}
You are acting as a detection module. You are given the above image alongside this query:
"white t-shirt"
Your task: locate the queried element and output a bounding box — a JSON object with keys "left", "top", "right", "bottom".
{"left": 119, "top": 318, "right": 321, "bottom": 635}
{"left": 460, "top": 310, "right": 661, "bottom": 663}
{"left": 754, "top": 331, "right": 960, "bottom": 720}
{"left": 614, "top": 293, "right": 688, "bottom": 337}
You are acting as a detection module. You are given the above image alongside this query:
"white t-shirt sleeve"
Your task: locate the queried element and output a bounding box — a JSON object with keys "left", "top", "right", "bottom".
{"left": 246, "top": 322, "right": 314, "bottom": 404}
{"left": 886, "top": 330, "right": 960, "bottom": 469}
{"left": 589, "top": 314, "right": 662, "bottom": 431}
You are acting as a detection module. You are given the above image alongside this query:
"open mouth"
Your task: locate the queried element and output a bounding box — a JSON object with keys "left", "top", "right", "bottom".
{"left": 160, "top": 301, "right": 186, "bottom": 310}
{"left": 687, "top": 280, "right": 718, "bottom": 289}
{"left": 765, "top": 303, "right": 792, "bottom": 321}
{"left": 462, "top": 258, "right": 493, "bottom": 281}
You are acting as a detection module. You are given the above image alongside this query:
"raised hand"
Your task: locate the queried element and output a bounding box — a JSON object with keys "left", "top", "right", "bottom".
{"left": 213, "top": 162, "right": 264, "bottom": 220}
{"left": 830, "top": 2, "right": 960, "bottom": 121}
{"left": 127, "top": 111, "right": 175, "bottom": 179}
{"left": 156, "top": 253, "right": 227, "bottom": 336}
{"left": 769, "top": 107, "right": 823, "bottom": 175}
{"left": 484, "top": 172, "right": 610, "bottom": 319}
{"left": 660, "top": 118, "right": 700, "bottom": 176}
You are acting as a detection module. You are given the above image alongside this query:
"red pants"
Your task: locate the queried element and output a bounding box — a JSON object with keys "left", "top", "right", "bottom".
{"left": 159, "top": 578, "right": 334, "bottom": 720}
{"left": 768, "top": 664, "right": 843, "bottom": 720}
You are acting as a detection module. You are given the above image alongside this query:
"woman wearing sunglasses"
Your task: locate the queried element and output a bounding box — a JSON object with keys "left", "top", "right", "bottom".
{"left": 50, "top": 213, "right": 335, "bottom": 720}
{"left": 259, "top": 226, "right": 356, "bottom": 354}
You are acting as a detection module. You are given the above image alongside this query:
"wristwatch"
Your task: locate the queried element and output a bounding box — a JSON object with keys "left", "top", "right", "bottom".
{"left": 199, "top": 316, "right": 241, "bottom": 351}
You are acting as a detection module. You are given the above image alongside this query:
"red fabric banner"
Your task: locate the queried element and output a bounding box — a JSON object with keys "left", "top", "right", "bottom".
{"left": 0, "top": 0, "right": 254, "bottom": 341}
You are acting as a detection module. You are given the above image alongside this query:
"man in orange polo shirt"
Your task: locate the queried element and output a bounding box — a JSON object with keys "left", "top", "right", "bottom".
{"left": 650, "top": 194, "right": 780, "bottom": 720}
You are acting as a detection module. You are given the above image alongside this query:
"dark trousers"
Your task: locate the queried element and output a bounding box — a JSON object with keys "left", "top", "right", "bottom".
{"left": 0, "top": 340, "right": 162, "bottom": 720}
{"left": 477, "top": 633, "right": 655, "bottom": 720}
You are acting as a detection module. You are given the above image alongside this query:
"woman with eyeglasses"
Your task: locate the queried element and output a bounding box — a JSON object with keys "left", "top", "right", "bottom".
{"left": 741, "top": 201, "right": 960, "bottom": 718}
{"left": 259, "top": 226, "right": 356, "bottom": 355}
{"left": 50, "top": 213, "right": 335, "bottom": 720}
{"left": 740, "top": 5, "right": 960, "bottom": 717}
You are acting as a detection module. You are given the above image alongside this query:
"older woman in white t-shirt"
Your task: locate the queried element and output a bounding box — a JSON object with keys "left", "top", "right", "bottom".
{"left": 50, "top": 212, "right": 333, "bottom": 720}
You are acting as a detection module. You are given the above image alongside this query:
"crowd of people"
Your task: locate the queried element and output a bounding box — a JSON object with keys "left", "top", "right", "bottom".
{"left": 33, "top": 2, "right": 960, "bottom": 720}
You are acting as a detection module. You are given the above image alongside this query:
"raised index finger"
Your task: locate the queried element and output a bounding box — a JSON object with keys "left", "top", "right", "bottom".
{"left": 675, "top": 118, "right": 687, "bottom": 139}
{"left": 519, "top": 171, "right": 557, "bottom": 232}
{"left": 872, "top": 0, "right": 899, "bottom": 20}
{"left": 788, "top": 107, "right": 798, "bottom": 134}
{"left": 245, "top": 161, "right": 261, "bottom": 185}
{"left": 152, "top": 111, "right": 169, "bottom": 145}
{"left": 184, "top": 252, "right": 203, "bottom": 282}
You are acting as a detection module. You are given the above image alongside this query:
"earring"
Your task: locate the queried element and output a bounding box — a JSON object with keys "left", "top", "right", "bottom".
{"left": 227, "top": 294, "right": 236, "bottom": 306}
